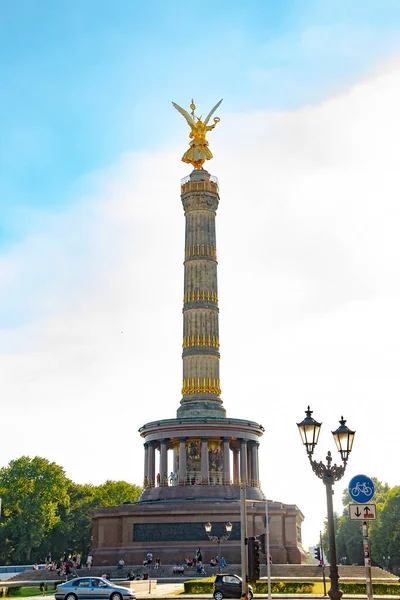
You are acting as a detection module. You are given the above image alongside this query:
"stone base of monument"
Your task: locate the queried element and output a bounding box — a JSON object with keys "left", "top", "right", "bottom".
{"left": 91, "top": 496, "right": 305, "bottom": 566}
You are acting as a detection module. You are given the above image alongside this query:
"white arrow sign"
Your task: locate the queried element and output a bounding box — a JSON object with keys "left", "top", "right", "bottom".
{"left": 349, "top": 503, "right": 376, "bottom": 520}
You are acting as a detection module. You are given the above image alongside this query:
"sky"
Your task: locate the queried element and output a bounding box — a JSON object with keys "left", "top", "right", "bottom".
{"left": 1, "top": 0, "right": 400, "bottom": 552}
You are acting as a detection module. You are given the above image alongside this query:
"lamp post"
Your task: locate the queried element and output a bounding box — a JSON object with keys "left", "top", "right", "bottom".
{"left": 297, "top": 407, "right": 355, "bottom": 600}
{"left": 204, "top": 521, "right": 233, "bottom": 573}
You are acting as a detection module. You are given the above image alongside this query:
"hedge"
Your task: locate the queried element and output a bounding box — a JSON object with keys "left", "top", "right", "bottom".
{"left": 254, "top": 581, "right": 313, "bottom": 593}
{"left": 340, "top": 582, "right": 400, "bottom": 595}
{"left": 184, "top": 579, "right": 314, "bottom": 594}
{"left": 184, "top": 578, "right": 400, "bottom": 595}
{"left": 184, "top": 578, "right": 214, "bottom": 594}
{"left": 5, "top": 589, "right": 21, "bottom": 597}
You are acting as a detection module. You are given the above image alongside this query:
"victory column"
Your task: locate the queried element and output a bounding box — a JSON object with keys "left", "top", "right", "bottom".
{"left": 90, "top": 101, "right": 305, "bottom": 565}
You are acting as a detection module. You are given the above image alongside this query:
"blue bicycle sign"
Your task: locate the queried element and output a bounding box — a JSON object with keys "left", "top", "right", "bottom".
{"left": 349, "top": 474, "right": 374, "bottom": 503}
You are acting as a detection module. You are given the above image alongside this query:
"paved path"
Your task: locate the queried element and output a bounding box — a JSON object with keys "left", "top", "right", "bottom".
{"left": 15, "top": 583, "right": 400, "bottom": 600}
{"left": 137, "top": 583, "right": 185, "bottom": 596}
{"left": 20, "top": 591, "right": 400, "bottom": 600}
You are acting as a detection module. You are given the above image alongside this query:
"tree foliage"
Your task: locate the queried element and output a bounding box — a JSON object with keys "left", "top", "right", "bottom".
{"left": 0, "top": 456, "right": 142, "bottom": 565}
{"left": 0, "top": 456, "right": 69, "bottom": 563}
{"left": 370, "top": 486, "right": 400, "bottom": 572}
{"left": 321, "top": 478, "right": 398, "bottom": 572}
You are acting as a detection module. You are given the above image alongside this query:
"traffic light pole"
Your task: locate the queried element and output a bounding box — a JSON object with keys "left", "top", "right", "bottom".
{"left": 265, "top": 500, "right": 272, "bottom": 600}
{"left": 320, "top": 530, "right": 327, "bottom": 597}
{"left": 240, "top": 484, "right": 249, "bottom": 600}
{"left": 362, "top": 522, "right": 373, "bottom": 600}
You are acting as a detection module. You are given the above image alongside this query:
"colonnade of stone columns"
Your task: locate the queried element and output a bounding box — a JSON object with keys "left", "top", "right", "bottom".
{"left": 143, "top": 437, "right": 260, "bottom": 488}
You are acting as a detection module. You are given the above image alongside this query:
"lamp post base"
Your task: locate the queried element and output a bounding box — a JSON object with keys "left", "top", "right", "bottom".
{"left": 328, "top": 588, "right": 343, "bottom": 600}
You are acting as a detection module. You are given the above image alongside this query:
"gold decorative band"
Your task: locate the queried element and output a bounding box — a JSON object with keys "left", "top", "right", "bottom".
{"left": 185, "top": 245, "right": 217, "bottom": 259}
{"left": 184, "top": 290, "right": 218, "bottom": 304}
{"left": 182, "top": 377, "right": 221, "bottom": 396}
{"left": 181, "top": 180, "right": 219, "bottom": 195}
{"left": 182, "top": 335, "right": 220, "bottom": 349}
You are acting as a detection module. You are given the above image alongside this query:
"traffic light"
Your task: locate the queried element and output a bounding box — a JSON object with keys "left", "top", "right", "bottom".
{"left": 314, "top": 546, "right": 321, "bottom": 561}
{"left": 259, "top": 533, "right": 266, "bottom": 554}
{"left": 248, "top": 537, "right": 261, "bottom": 582}
{"left": 254, "top": 538, "right": 261, "bottom": 579}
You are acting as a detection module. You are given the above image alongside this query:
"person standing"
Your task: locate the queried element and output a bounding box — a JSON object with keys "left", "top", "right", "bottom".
{"left": 86, "top": 553, "right": 93, "bottom": 569}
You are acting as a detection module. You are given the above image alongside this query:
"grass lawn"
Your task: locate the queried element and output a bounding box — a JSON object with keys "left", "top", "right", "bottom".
{"left": 8, "top": 586, "right": 55, "bottom": 597}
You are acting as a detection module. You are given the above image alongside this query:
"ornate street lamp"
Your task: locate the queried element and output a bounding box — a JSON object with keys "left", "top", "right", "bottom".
{"left": 297, "top": 407, "right": 355, "bottom": 600}
{"left": 204, "top": 521, "right": 233, "bottom": 573}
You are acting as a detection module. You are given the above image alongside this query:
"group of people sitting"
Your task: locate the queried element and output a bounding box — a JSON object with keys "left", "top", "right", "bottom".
{"left": 127, "top": 571, "right": 149, "bottom": 581}
{"left": 172, "top": 564, "right": 185, "bottom": 575}
{"left": 195, "top": 562, "right": 207, "bottom": 576}
{"left": 184, "top": 554, "right": 226, "bottom": 572}
{"left": 210, "top": 556, "right": 226, "bottom": 568}
{"left": 142, "top": 553, "right": 161, "bottom": 568}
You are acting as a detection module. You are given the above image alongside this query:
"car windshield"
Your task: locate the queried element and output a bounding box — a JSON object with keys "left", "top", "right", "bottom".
{"left": 221, "top": 575, "right": 241, "bottom": 584}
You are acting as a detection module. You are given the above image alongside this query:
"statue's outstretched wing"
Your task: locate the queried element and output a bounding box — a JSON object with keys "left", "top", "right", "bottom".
{"left": 172, "top": 102, "right": 195, "bottom": 126}
{"left": 203, "top": 99, "right": 223, "bottom": 125}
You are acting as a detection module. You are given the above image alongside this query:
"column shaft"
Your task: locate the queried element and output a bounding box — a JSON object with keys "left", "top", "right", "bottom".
{"left": 240, "top": 439, "right": 248, "bottom": 484}
{"left": 160, "top": 440, "right": 168, "bottom": 486}
{"left": 201, "top": 438, "right": 209, "bottom": 484}
{"left": 144, "top": 443, "right": 149, "bottom": 485}
{"left": 148, "top": 442, "right": 156, "bottom": 487}
{"left": 233, "top": 449, "right": 239, "bottom": 485}
{"left": 247, "top": 443, "right": 252, "bottom": 485}
{"left": 255, "top": 442, "right": 260, "bottom": 487}
{"left": 179, "top": 170, "right": 225, "bottom": 418}
{"left": 223, "top": 438, "right": 231, "bottom": 484}
{"left": 179, "top": 439, "right": 187, "bottom": 485}
{"left": 251, "top": 442, "right": 258, "bottom": 487}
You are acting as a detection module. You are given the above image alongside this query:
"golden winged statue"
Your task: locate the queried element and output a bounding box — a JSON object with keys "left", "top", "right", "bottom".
{"left": 172, "top": 99, "right": 223, "bottom": 169}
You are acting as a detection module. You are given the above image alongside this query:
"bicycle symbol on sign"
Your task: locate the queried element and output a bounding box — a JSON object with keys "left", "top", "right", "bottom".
{"left": 350, "top": 481, "right": 373, "bottom": 497}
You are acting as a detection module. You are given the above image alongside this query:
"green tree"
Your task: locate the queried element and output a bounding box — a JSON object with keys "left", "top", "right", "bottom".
{"left": 370, "top": 486, "right": 400, "bottom": 572}
{"left": 0, "top": 456, "right": 69, "bottom": 563}
{"left": 40, "top": 480, "right": 142, "bottom": 560}
{"left": 339, "top": 478, "right": 390, "bottom": 567}
{"left": 94, "top": 480, "right": 141, "bottom": 506}
{"left": 36, "top": 482, "right": 95, "bottom": 562}
{"left": 321, "top": 478, "right": 391, "bottom": 566}
{"left": 0, "top": 455, "right": 142, "bottom": 565}
{"left": 335, "top": 508, "right": 364, "bottom": 565}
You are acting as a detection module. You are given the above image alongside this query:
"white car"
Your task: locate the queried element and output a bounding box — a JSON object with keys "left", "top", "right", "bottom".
{"left": 55, "top": 578, "right": 136, "bottom": 600}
